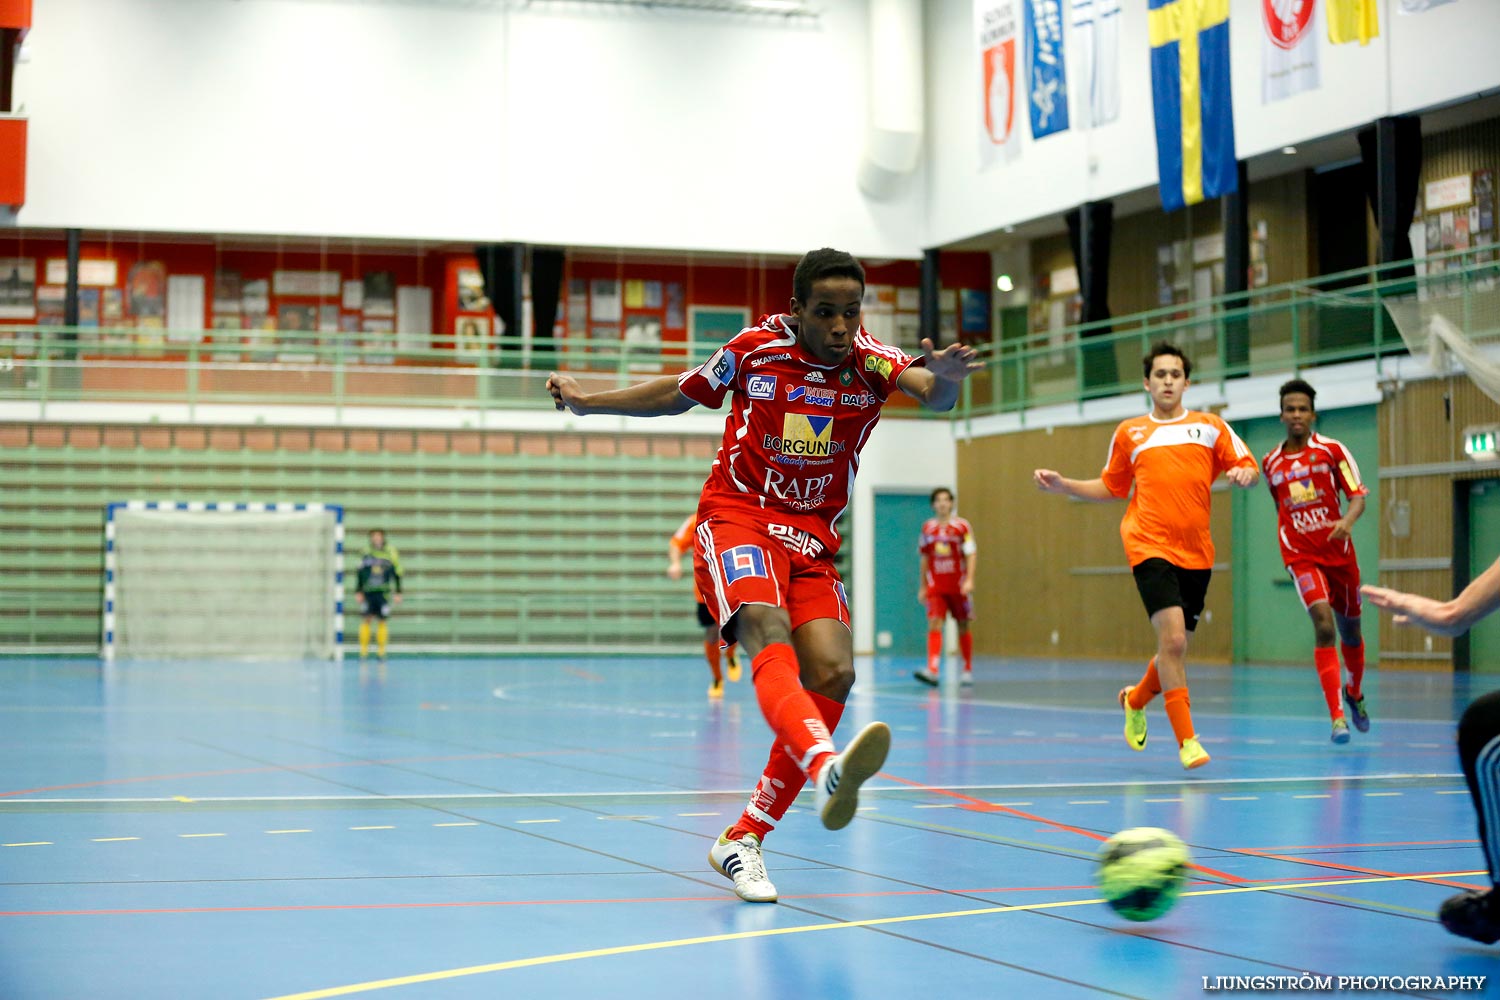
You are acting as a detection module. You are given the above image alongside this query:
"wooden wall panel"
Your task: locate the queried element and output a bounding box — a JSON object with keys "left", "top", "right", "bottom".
{"left": 958, "top": 422, "right": 1235, "bottom": 663}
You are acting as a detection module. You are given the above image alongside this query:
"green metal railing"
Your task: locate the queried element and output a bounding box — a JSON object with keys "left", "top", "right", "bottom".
{"left": 2, "top": 244, "right": 1496, "bottom": 424}
{"left": 959, "top": 243, "right": 1500, "bottom": 422}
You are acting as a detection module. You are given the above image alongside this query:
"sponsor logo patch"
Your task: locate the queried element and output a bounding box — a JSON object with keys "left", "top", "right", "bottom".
{"left": 764, "top": 413, "right": 843, "bottom": 458}
{"left": 720, "top": 545, "right": 768, "bottom": 585}
{"left": 746, "top": 374, "right": 776, "bottom": 400}
{"left": 786, "top": 385, "right": 837, "bottom": 407}
{"left": 805, "top": 370, "right": 826, "bottom": 384}
{"left": 864, "top": 355, "right": 893, "bottom": 378}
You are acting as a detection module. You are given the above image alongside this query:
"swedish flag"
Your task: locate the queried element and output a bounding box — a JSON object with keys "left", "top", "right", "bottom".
{"left": 1148, "top": 0, "right": 1236, "bottom": 211}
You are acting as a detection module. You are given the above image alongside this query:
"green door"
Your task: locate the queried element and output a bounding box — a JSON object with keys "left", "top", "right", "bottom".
{"left": 1468, "top": 479, "right": 1500, "bottom": 673}
{"left": 873, "top": 491, "right": 933, "bottom": 657}
{"left": 1233, "top": 404, "right": 1380, "bottom": 665}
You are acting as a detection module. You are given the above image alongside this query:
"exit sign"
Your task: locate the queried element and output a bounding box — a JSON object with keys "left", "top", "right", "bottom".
{"left": 1466, "top": 424, "right": 1499, "bottom": 461}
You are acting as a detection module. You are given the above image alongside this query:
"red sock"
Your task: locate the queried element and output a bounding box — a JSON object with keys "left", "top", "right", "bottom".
{"left": 1315, "top": 646, "right": 1343, "bottom": 721}
{"left": 1341, "top": 640, "right": 1365, "bottom": 699}
{"left": 959, "top": 632, "right": 973, "bottom": 672}
{"left": 731, "top": 690, "right": 846, "bottom": 841}
{"left": 750, "top": 643, "right": 834, "bottom": 774}
{"left": 926, "top": 630, "right": 942, "bottom": 673}
{"left": 704, "top": 641, "right": 723, "bottom": 683}
{"left": 1126, "top": 657, "right": 1162, "bottom": 711}
{"left": 1163, "top": 687, "right": 1195, "bottom": 747}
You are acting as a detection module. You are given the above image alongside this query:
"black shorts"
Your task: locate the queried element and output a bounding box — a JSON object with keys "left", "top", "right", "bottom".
{"left": 1131, "top": 558, "right": 1212, "bottom": 632}
{"left": 361, "top": 591, "right": 393, "bottom": 619}
{"left": 696, "top": 602, "right": 716, "bottom": 629}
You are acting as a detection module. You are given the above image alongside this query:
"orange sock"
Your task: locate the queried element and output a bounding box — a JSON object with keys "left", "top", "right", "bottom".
{"left": 1314, "top": 646, "right": 1343, "bottom": 721}
{"left": 1126, "top": 657, "right": 1162, "bottom": 711}
{"left": 731, "top": 690, "right": 846, "bottom": 841}
{"left": 959, "top": 632, "right": 973, "bottom": 672}
{"left": 1341, "top": 640, "right": 1365, "bottom": 699}
{"left": 926, "top": 631, "right": 941, "bottom": 673}
{"left": 704, "top": 641, "right": 723, "bottom": 684}
{"left": 1163, "top": 687, "right": 1195, "bottom": 747}
{"left": 750, "top": 643, "right": 834, "bottom": 777}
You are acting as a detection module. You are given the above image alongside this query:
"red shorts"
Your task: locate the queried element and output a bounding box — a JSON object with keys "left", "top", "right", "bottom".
{"left": 925, "top": 591, "right": 973, "bottom": 622}
{"left": 693, "top": 513, "right": 850, "bottom": 641}
{"left": 1287, "top": 560, "right": 1362, "bottom": 619}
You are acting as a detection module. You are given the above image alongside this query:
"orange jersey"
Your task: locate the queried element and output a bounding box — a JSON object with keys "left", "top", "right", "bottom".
{"left": 669, "top": 514, "right": 705, "bottom": 603}
{"left": 1100, "top": 409, "right": 1255, "bottom": 570}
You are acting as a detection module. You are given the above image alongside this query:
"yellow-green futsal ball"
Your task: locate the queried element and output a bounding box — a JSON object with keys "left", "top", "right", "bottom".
{"left": 1096, "top": 827, "right": 1191, "bottom": 921}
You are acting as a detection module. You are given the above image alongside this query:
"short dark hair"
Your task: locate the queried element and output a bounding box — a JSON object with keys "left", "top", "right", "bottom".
{"left": 1278, "top": 378, "right": 1317, "bottom": 409}
{"left": 793, "top": 248, "right": 865, "bottom": 304}
{"left": 1142, "top": 340, "right": 1192, "bottom": 380}
{"left": 369, "top": 528, "right": 386, "bottom": 539}
{"left": 930, "top": 487, "right": 954, "bottom": 505}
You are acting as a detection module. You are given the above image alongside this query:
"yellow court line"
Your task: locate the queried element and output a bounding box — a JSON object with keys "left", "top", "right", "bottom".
{"left": 263, "top": 871, "right": 1481, "bottom": 1000}
{"left": 3, "top": 842, "right": 52, "bottom": 847}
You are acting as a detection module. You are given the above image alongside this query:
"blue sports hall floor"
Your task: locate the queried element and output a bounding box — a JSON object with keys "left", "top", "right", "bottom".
{"left": 1, "top": 652, "right": 1497, "bottom": 1000}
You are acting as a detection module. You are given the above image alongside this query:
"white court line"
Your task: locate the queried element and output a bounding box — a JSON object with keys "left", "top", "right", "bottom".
{"left": 676, "top": 812, "right": 721, "bottom": 817}
{"left": 1067, "top": 800, "right": 1108, "bottom": 805}
{"left": 913, "top": 804, "right": 956, "bottom": 809}
{"left": 1144, "top": 797, "right": 1182, "bottom": 803}
{"left": 516, "top": 819, "right": 559, "bottom": 824}
{"left": 0, "top": 772, "right": 1467, "bottom": 806}
{"left": 1220, "top": 796, "right": 1259, "bottom": 801}
{"left": 1364, "top": 792, "right": 1403, "bottom": 797}
{"left": 1292, "top": 794, "right": 1331, "bottom": 799}
{"left": 892, "top": 691, "right": 1457, "bottom": 726}
{"left": 1436, "top": 790, "right": 1469, "bottom": 795}
{"left": 433, "top": 822, "right": 478, "bottom": 827}
{"left": 350, "top": 825, "right": 395, "bottom": 831}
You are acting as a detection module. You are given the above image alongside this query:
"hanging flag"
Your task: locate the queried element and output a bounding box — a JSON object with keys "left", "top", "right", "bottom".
{"left": 977, "top": 0, "right": 1022, "bottom": 168}
{"left": 1149, "top": 0, "right": 1237, "bottom": 212}
{"left": 1262, "top": 0, "right": 1319, "bottom": 104}
{"left": 1070, "top": 0, "right": 1120, "bottom": 128}
{"left": 1025, "top": 0, "right": 1070, "bottom": 139}
{"left": 1327, "top": 0, "right": 1378, "bottom": 44}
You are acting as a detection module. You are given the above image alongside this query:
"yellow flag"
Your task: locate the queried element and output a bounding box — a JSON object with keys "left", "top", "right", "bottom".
{"left": 1327, "top": 0, "right": 1378, "bottom": 46}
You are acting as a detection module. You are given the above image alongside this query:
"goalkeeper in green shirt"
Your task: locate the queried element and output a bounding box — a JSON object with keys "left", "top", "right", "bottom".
{"left": 357, "top": 529, "right": 403, "bottom": 661}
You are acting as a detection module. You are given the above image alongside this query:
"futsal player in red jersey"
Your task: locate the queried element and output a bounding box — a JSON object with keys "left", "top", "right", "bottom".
{"left": 1261, "top": 379, "right": 1371, "bottom": 743}
{"left": 547, "top": 248, "right": 981, "bottom": 902}
{"left": 914, "top": 487, "right": 977, "bottom": 686}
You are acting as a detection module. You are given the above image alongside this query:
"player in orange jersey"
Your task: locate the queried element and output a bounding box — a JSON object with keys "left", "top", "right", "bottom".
{"left": 1033, "top": 340, "right": 1258, "bottom": 770}
{"left": 1262, "top": 379, "right": 1370, "bottom": 744}
{"left": 914, "top": 487, "right": 977, "bottom": 686}
{"left": 667, "top": 512, "right": 741, "bottom": 697}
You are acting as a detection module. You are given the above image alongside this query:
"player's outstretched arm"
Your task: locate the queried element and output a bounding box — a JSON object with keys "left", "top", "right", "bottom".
{"left": 547, "top": 372, "right": 696, "bottom": 417}
{"left": 897, "top": 338, "right": 983, "bottom": 413}
{"left": 1363, "top": 555, "right": 1500, "bottom": 637}
{"left": 1032, "top": 469, "right": 1116, "bottom": 502}
{"left": 1224, "top": 465, "right": 1259, "bottom": 488}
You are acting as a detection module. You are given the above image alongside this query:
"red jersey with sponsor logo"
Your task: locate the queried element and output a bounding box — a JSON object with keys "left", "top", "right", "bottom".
{"left": 676, "top": 314, "right": 920, "bottom": 556}
{"left": 1261, "top": 433, "right": 1368, "bottom": 566}
{"left": 919, "top": 517, "right": 974, "bottom": 594}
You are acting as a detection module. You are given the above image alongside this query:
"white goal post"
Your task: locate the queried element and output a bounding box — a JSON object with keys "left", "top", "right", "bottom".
{"left": 102, "top": 501, "right": 345, "bottom": 662}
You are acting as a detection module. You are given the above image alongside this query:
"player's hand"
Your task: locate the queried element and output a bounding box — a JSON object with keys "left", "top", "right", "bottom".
{"left": 667, "top": 560, "right": 683, "bottom": 581}
{"left": 917, "top": 588, "right": 927, "bottom": 604}
{"left": 1033, "top": 469, "right": 1069, "bottom": 494}
{"left": 960, "top": 579, "right": 974, "bottom": 597}
{"left": 920, "top": 338, "right": 983, "bottom": 382}
{"left": 393, "top": 594, "right": 403, "bottom": 606}
{"left": 546, "top": 372, "right": 589, "bottom": 415}
{"left": 357, "top": 594, "right": 366, "bottom": 607}
{"left": 1328, "top": 518, "right": 1354, "bottom": 543}
{"left": 1225, "top": 465, "right": 1258, "bottom": 488}
{"left": 1361, "top": 584, "right": 1465, "bottom": 637}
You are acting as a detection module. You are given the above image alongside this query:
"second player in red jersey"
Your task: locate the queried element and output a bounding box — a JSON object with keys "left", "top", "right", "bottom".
{"left": 547, "top": 248, "right": 981, "bottom": 904}
{"left": 914, "top": 488, "right": 976, "bottom": 686}
{"left": 1262, "top": 378, "right": 1371, "bottom": 742}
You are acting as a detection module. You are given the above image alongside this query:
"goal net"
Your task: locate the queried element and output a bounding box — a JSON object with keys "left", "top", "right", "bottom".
{"left": 103, "top": 501, "right": 344, "bottom": 661}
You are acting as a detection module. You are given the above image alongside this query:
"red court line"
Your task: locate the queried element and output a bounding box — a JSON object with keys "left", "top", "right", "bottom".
{"left": 876, "top": 771, "right": 1247, "bottom": 884}
{"left": 1238, "top": 839, "right": 1478, "bottom": 852}
{"left": 1235, "top": 850, "right": 1484, "bottom": 891}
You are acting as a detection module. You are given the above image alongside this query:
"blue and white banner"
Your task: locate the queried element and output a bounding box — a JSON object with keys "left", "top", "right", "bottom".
{"left": 1070, "top": 0, "right": 1119, "bottom": 129}
{"left": 1025, "top": 0, "right": 1070, "bottom": 139}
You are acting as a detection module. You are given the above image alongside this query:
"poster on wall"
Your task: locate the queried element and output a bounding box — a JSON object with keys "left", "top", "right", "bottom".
{"left": 665, "top": 283, "right": 685, "bottom": 328}
{"left": 960, "top": 288, "right": 992, "bottom": 335}
{"left": 0, "top": 258, "right": 36, "bottom": 319}
{"left": 277, "top": 303, "right": 318, "bottom": 337}
{"left": 363, "top": 272, "right": 395, "bottom": 318}
{"left": 1024, "top": 0, "right": 1070, "bottom": 139}
{"left": 361, "top": 318, "right": 395, "bottom": 364}
{"left": 213, "top": 270, "right": 242, "bottom": 314}
{"left": 1262, "top": 0, "right": 1319, "bottom": 103}
{"left": 455, "top": 315, "right": 491, "bottom": 356}
{"left": 976, "top": 0, "right": 1021, "bottom": 169}
{"left": 273, "top": 270, "right": 340, "bottom": 297}
{"left": 590, "top": 280, "right": 622, "bottom": 323}
{"left": 457, "top": 267, "right": 489, "bottom": 313}
{"left": 101, "top": 288, "right": 124, "bottom": 324}
{"left": 318, "top": 305, "right": 340, "bottom": 333}
{"left": 341, "top": 280, "right": 364, "bottom": 311}
{"left": 624, "top": 314, "right": 664, "bottom": 373}
{"left": 688, "top": 306, "right": 750, "bottom": 349}
{"left": 127, "top": 262, "right": 167, "bottom": 322}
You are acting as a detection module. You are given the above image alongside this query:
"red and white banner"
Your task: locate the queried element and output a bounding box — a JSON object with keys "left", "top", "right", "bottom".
{"left": 977, "top": 0, "right": 1021, "bottom": 170}
{"left": 1262, "top": 0, "right": 1320, "bottom": 104}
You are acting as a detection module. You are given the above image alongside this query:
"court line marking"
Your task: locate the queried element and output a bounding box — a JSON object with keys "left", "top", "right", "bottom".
{"left": 0, "top": 772, "right": 1466, "bottom": 805}
{"left": 2, "top": 842, "right": 51, "bottom": 847}
{"left": 178, "top": 833, "right": 224, "bottom": 838}
{"left": 876, "top": 771, "right": 1247, "bottom": 883}
{"left": 260, "top": 872, "right": 1483, "bottom": 1000}
{"left": 349, "top": 826, "right": 394, "bottom": 831}
{"left": 91, "top": 837, "right": 140, "bottom": 842}
{"left": 433, "top": 822, "right": 477, "bottom": 827}
{"left": 266, "top": 830, "right": 312, "bottom": 835}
